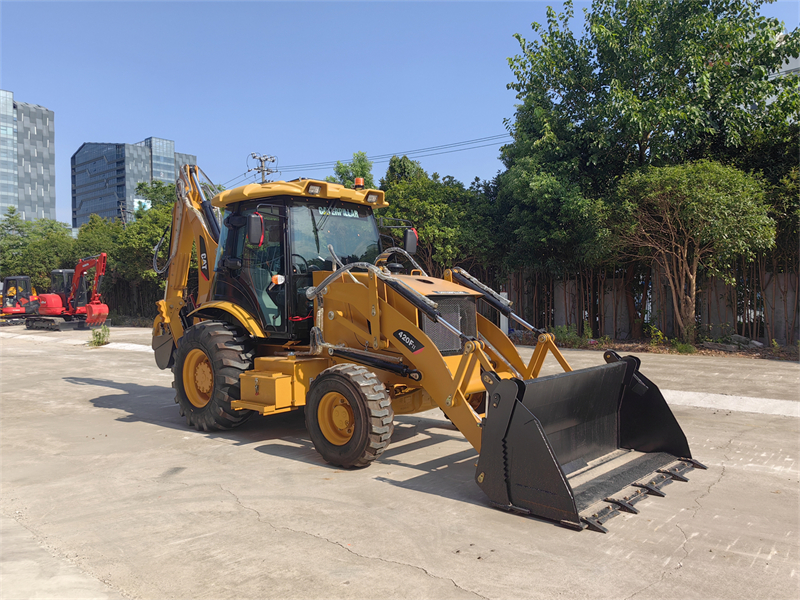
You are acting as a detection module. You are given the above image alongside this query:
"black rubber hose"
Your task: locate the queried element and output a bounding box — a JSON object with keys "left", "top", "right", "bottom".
{"left": 202, "top": 200, "right": 220, "bottom": 244}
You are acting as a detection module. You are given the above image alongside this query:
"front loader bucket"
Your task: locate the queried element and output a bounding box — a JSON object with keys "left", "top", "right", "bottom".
{"left": 475, "top": 351, "right": 705, "bottom": 532}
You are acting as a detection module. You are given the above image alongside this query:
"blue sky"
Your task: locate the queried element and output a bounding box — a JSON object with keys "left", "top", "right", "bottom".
{"left": 1, "top": 1, "right": 797, "bottom": 224}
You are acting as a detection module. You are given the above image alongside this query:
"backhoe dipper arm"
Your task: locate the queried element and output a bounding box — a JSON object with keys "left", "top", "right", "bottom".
{"left": 152, "top": 165, "right": 220, "bottom": 369}
{"left": 67, "top": 253, "right": 108, "bottom": 310}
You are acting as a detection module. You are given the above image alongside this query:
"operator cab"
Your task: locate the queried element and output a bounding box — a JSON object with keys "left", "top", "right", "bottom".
{"left": 51, "top": 269, "right": 73, "bottom": 306}
{"left": 50, "top": 269, "right": 88, "bottom": 310}
{"left": 1, "top": 276, "right": 38, "bottom": 314}
{"left": 214, "top": 195, "right": 381, "bottom": 343}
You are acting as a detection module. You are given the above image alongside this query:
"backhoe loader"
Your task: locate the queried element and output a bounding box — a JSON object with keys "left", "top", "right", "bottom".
{"left": 152, "top": 165, "right": 705, "bottom": 532}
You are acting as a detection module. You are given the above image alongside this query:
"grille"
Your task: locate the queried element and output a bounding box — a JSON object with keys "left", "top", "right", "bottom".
{"left": 421, "top": 295, "right": 477, "bottom": 356}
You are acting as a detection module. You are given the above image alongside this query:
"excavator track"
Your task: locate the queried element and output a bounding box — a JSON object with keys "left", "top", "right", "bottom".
{"left": 25, "top": 317, "right": 93, "bottom": 331}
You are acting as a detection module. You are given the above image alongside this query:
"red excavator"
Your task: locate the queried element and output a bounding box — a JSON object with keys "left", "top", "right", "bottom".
{"left": 27, "top": 253, "right": 109, "bottom": 331}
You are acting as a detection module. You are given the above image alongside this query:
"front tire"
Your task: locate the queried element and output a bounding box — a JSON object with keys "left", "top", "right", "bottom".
{"left": 305, "top": 364, "right": 393, "bottom": 468}
{"left": 173, "top": 321, "right": 254, "bottom": 431}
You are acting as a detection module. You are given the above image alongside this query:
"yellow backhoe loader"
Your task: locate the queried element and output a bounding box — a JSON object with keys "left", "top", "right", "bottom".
{"left": 152, "top": 165, "right": 705, "bottom": 533}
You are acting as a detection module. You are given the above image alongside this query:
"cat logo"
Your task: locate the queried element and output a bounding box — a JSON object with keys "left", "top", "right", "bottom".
{"left": 199, "top": 237, "right": 210, "bottom": 281}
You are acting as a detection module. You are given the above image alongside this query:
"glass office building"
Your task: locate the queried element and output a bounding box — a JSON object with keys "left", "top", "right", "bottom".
{"left": 71, "top": 137, "right": 196, "bottom": 227}
{"left": 0, "top": 90, "right": 56, "bottom": 221}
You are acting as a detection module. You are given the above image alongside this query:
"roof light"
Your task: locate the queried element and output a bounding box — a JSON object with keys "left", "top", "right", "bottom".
{"left": 366, "top": 193, "right": 378, "bottom": 203}
{"left": 354, "top": 177, "right": 365, "bottom": 189}
{"left": 307, "top": 184, "right": 321, "bottom": 195}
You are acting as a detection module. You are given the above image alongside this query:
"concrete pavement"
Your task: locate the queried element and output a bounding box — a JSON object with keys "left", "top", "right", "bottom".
{"left": 1, "top": 326, "right": 798, "bottom": 599}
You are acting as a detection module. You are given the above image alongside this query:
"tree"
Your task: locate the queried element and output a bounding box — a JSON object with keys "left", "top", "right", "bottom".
{"left": 0, "top": 211, "right": 76, "bottom": 291}
{"left": 507, "top": 0, "right": 799, "bottom": 182}
{"left": 135, "top": 180, "right": 177, "bottom": 209}
{"left": 0, "top": 207, "right": 33, "bottom": 277}
{"left": 615, "top": 160, "right": 774, "bottom": 342}
{"left": 379, "top": 155, "right": 427, "bottom": 190}
{"left": 501, "top": 0, "right": 798, "bottom": 337}
{"left": 495, "top": 157, "right": 608, "bottom": 275}
{"left": 75, "top": 214, "right": 122, "bottom": 259}
{"left": 381, "top": 173, "right": 491, "bottom": 277}
{"left": 326, "top": 151, "right": 376, "bottom": 189}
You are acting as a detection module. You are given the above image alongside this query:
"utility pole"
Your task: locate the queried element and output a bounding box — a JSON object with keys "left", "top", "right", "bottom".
{"left": 250, "top": 153, "right": 277, "bottom": 183}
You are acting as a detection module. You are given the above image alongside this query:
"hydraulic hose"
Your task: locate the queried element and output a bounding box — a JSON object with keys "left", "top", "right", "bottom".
{"left": 191, "top": 168, "right": 220, "bottom": 244}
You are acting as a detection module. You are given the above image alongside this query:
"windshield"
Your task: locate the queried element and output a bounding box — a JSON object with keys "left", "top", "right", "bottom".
{"left": 289, "top": 198, "right": 380, "bottom": 269}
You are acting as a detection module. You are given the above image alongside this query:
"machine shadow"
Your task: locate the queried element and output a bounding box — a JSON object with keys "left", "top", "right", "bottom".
{"left": 70, "top": 376, "right": 498, "bottom": 511}
{"left": 254, "top": 413, "right": 490, "bottom": 508}
{"left": 66, "top": 376, "right": 306, "bottom": 443}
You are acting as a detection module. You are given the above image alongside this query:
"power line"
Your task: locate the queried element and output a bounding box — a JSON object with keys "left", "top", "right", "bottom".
{"left": 217, "top": 133, "right": 513, "bottom": 186}
{"left": 279, "top": 134, "right": 512, "bottom": 171}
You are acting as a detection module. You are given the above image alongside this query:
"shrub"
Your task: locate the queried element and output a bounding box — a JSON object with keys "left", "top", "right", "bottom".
{"left": 89, "top": 325, "right": 110, "bottom": 347}
{"left": 670, "top": 338, "right": 695, "bottom": 354}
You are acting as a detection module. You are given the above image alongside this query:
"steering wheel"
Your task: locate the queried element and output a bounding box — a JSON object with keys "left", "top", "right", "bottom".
{"left": 291, "top": 254, "right": 309, "bottom": 274}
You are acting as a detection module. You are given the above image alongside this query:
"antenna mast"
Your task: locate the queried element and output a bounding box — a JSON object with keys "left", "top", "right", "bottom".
{"left": 250, "top": 153, "right": 277, "bottom": 183}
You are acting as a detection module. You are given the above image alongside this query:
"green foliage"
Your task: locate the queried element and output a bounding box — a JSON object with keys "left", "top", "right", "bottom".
{"left": 494, "top": 156, "right": 609, "bottom": 273}
{"left": 507, "top": 0, "right": 799, "bottom": 177}
{"left": 645, "top": 324, "right": 666, "bottom": 346}
{"left": 379, "top": 155, "right": 427, "bottom": 190}
{"left": 617, "top": 161, "right": 774, "bottom": 275}
{"left": 89, "top": 324, "right": 110, "bottom": 347}
{"left": 551, "top": 323, "right": 588, "bottom": 348}
{"left": 75, "top": 214, "right": 122, "bottom": 259}
{"left": 135, "top": 181, "right": 177, "bottom": 209}
{"left": 0, "top": 207, "right": 33, "bottom": 276}
{"left": 381, "top": 172, "right": 492, "bottom": 276}
{"left": 670, "top": 339, "right": 696, "bottom": 354}
{"left": 617, "top": 160, "right": 774, "bottom": 342}
{"left": 0, "top": 207, "right": 76, "bottom": 291}
{"left": 326, "top": 151, "right": 376, "bottom": 189}
{"left": 112, "top": 203, "right": 173, "bottom": 285}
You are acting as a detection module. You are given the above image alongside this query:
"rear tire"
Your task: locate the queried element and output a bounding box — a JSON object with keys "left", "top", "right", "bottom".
{"left": 173, "top": 321, "right": 254, "bottom": 431}
{"left": 305, "top": 364, "right": 393, "bottom": 468}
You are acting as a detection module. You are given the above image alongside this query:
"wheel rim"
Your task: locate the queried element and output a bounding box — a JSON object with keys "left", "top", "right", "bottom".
{"left": 318, "top": 391, "right": 355, "bottom": 446}
{"left": 183, "top": 348, "right": 214, "bottom": 408}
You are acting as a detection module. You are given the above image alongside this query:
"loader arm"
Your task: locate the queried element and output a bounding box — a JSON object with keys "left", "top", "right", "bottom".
{"left": 312, "top": 264, "right": 705, "bottom": 531}
{"left": 308, "top": 262, "right": 571, "bottom": 453}
{"left": 152, "top": 165, "right": 221, "bottom": 369}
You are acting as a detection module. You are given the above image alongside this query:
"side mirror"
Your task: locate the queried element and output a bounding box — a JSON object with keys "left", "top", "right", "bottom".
{"left": 403, "top": 228, "right": 418, "bottom": 255}
{"left": 247, "top": 213, "right": 264, "bottom": 246}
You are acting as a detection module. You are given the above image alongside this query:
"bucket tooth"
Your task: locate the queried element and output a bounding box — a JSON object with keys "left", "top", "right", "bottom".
{"left": 680, "top": 457, "right": 708, "bottom": 470}
{"left": 581, "top": 514, "right": 612, "bottom": 534}
{"left": 603, "top": 497, "right": 639, "bottom": 514}
{"left": 632, "top": 482, "right": 666, "bottom": 497}
{"left": 657, "top": 467, "right": 689, "bottom": 483}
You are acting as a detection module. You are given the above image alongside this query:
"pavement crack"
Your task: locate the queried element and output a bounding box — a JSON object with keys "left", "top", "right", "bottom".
{"left": 217, "top": 484, "right": 277, "bottom": 532}
{"left": 280, "top": 529, "right": 491, "bottom": 600}
{"left": 674, "top": 523, "right": 690, "bottom": 567}
{"left": 622, "top": 522, "right": 690, "bottom": 600}
{"left": 217, "top": 486, "right": 488, "bottom": 599}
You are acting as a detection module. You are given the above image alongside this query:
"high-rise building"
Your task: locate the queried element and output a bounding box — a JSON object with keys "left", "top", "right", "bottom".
{"left": 0, "top": 90, "right": 56, "bottom": 221}
{"left": 71, "top": 137, "right": 196, "bottom": 227}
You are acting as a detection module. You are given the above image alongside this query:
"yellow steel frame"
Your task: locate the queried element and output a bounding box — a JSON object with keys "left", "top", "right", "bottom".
{"left": 152, "top": 165, "right": 218, "bottom": 344}
{"left": 153, "top": 165, "right": 575, "bottom": 460}
{"left": 315, "top": 270, "right": 574, "bottom": 453}
{"left": 188, "top": 301, "right": 267, "bottom": 339}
